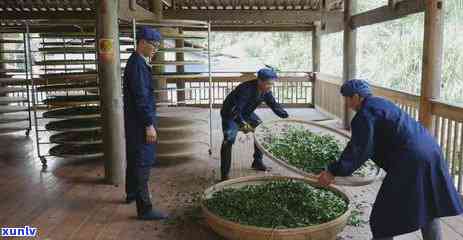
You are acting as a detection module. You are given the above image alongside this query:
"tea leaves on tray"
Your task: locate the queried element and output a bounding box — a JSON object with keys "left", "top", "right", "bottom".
{"left": 204, "top": 179, "right": 348, "bottom": 228}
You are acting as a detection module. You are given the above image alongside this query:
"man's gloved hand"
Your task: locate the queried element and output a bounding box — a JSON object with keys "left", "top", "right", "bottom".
{"left": 239, "top": 122, "right": 254, "bottom": 134}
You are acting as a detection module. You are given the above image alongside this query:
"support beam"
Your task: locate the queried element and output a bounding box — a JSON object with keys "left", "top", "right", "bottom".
{"left": 119, "top": 0, "right": 157, "bottom": 22}
{"left": 312, "top": 22, "right": 321, "bottom": 73}
{"left": 419, "top": 0, "right": 444, "bottom": 130}
{"left": 96, "top": 0, "right": 126, "bottom": 185}
{"left": 342, "top": 0, "right": 357, "bottom": 130}
{"left": 312, "top": 22, "right": 321, "bottom": 106}
{"left": 351, "top": 0, "right": 425, "bottom": 28}
{"left": 0, "top": 10, "right": 96, "bottom": 20}
{"left": 152, "top": 0, "right": 167, "bottom": 103}
{"left": 163, "top": 10, "right": 326, "bottom": 23}
{"left": 210, "top": 25, "right": 314, "bottom": 32}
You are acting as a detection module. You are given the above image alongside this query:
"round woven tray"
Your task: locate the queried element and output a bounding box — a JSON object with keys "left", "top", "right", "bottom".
{"left": 254, "top": 119, "right": 383, "bottom": 186}
{"left": 45, "top": 117, "right": 100, "bottom": 132}
{"left": 50, "top": 130, "right": 102, "bottom": 145}
{"left": 202, "top": 175, "right": 351, "bottom": 240}
{"left": 43, "top": 106, "right": 100, "bottom": 119}
{"left": 49, "top": 144, "right": 103, "bottom": 160}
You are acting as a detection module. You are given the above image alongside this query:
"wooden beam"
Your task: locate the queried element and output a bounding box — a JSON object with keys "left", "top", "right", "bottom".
{"left": 312, "top": 21, "right": 321, "bottom": 73}
{"left": 342, "top": 0, "right": 357, "bottom": 130}
{"left": 163, "top": 9, "right": 323, "bottom": 23}
{"left": 119, "top": 0, "right": 157, "bottom": 22}
{"left": 0, "top": 10, "right": 95, "bottom": 20}
{"left": 210, "top": 24, "right": 314, "bottom": 31}
{"left": 351, "top": 0, "right": 425, "bottom": 28}
{"left": 419, "top": 0, "right": 444, "bottom": 130}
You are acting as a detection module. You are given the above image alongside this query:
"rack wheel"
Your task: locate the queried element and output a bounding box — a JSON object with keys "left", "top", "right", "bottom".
{"left": 25, "top": 129, "right": 30, "bottom": 136}
{"left": 40, "top": 157, "right": 47, "bottom": 168}
{"left": 208, "top": 149, "right": 212, "bottom": 155}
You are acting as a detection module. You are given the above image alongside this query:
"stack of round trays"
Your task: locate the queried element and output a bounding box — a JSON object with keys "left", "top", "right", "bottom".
{"left": 40, "top": 74, "right": 102, "bottom": 159}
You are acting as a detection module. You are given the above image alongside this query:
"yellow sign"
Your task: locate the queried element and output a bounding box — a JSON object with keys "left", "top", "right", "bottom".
{"left": 98, "top": 39, "right": 114, "bottom": 62}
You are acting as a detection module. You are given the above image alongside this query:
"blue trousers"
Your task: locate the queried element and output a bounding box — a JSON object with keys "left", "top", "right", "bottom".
{"left": 220, "top": 113, "right": 263, "bottom": 178}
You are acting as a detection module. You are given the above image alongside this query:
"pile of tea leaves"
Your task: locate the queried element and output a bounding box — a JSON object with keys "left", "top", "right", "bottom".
{"left": 261, "top": 125, "right": 376, "bottom": 176}
{"left": 204, "top": 180, "right": 348, "bottom": 228}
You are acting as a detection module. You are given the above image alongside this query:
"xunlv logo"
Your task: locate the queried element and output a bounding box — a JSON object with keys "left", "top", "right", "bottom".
{"left": 1, "top": 226, "right": 37, "bottom": 237}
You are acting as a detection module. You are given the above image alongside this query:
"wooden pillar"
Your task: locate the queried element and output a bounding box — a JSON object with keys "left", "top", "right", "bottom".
{"left": 311, "top": 22, "right": 321, "bottom": 106}
{"left": 0, "top": 34, "right": 6, "bottom": 78}
{"left": 342, "top": 0, "right": 357, "bottom": 129}
{"left": 151, "top": 0, "right": 167, "bottom": 103}
{"left": 419, "top": 0, "right": 444, "bottom": 131}
{"left": 96, "top": 0, "right": 126, "bottom": 185}
{"left": 176, "top": 28, "right": 186, "bottom": 105}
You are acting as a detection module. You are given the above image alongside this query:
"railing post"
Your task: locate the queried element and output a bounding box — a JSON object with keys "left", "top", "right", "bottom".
{"left": 312, "top": 21, "right": 321, "bottom": 107}
{"left": 176, "top": 28, "right": 185, "bottom": 105}
{"left": 419, "top": 0, "right": 443, "bottom": 131}
{"left": 342, "top": 0, "right": 357, "bottom": 130}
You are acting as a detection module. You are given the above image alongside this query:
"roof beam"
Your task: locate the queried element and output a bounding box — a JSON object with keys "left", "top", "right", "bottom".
{"left": 351, "top": 0, "right": 425, "bottom": 28}
{"left": 0, "top": 10, "right": 95, "bottom": 20}
{"left": 163, "top": 9, "right": 323, "bottom": 23}
{"left": 211, "top": 24, "right": 315, "bottom": 31}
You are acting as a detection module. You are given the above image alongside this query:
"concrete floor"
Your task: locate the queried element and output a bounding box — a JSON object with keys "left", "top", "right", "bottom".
{"left": 0, "top": 107, "right": 462, "bottom": 240}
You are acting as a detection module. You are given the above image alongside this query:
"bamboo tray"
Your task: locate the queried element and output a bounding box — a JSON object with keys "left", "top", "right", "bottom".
{"left": 50, "top": 130, "right": 102, "bottom": 145}
{"left": 49, "top": 143, "right": 103, "bottom": 160}
{"left": 40, "top": 42, "right": 94, "bottom": 46}
{"left": 0, "top": 114, "right": 29, "bottom": 124}
{"left": 0, "top": 59, "right": 24, "bottom": 64}
{"left": 0, "top": 69, "right": 26, "bottom": 73}
{"left": 45, "top": 117, "right": 100, "bottom": 132}
{"left": 43, "top": 106, "right": 100, "bottom": 119}
{"left": 0, "top": 39, "right": 24, "bottom": 44}
{"left": 0, "top": 96, "right": 28, "bottom": 104}
{"left": 0, "top": 106, "right": 29, "bottom": 114}
{"left": 37, "top": 82, "right": 98, "bottom": 92}
{"left": 0, "top": 50, "right": 24, "bottom": 54}
{"left": 202, "top": 175, "right": 351, "bottom": 240}
{"left": 0, "top": 87, "right": 27, "bottom": 94}
{"left": 254, "top": 119, "right": 383, "bottom": 186}
{"left": 0, "top": 78, "right": 29, "bottom": 85}
{"left": 35, "top": 60, "right": 99, "bottom": 66}
{"left": 38, "top": 47, "right": 97, "bottom": 53}
{"left": 43, "top": 95, "right": 100, "bottom": 107}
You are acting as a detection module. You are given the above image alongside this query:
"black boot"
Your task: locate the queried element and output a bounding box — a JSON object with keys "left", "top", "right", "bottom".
{"left": 220, "top": 140, "right": 233, "bottom": 181}
{"left": 251, "top": 144, "right": 269, "bottom": 171}
{"left": 125, "top": 194, "right": 136, "bottom": 204}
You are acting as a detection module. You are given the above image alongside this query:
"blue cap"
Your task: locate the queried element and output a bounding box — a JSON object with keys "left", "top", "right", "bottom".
{"left": 340, "top": 79, "right": 372, "bottom": 98}
{"left": 136, "top": 26, "right": 162, "bottom": 42}
{"left": 257, "top": 68, "right": 278, "bottom": 81}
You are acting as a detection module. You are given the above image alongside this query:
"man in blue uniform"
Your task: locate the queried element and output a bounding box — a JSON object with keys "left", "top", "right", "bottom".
{"left": 123, "top": 26, "right": 168, "bottom": 220}
{"left": 220, "top": 68, "right": 289, "bottom": 181}
{"left": 318, "top": 79, "right": 463, "bottom": 239}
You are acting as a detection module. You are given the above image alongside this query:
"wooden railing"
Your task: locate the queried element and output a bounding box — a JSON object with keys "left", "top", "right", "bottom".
{"left": 315, "top": 73, "right": 463, "bottom": 193}
{"left": 431, "top": 100, "right": 463, "bottom": 192}
{"left": 159, "top": 72, "right": 313, "bottom": 107}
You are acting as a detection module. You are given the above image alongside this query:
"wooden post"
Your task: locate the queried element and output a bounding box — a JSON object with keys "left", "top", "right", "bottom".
{"left": 342, "top": 0, "right": 357, "bottom": 129}
{"left": 96, "top": 0, "right": 126, "bottom": 185}
{"left": 419, "top": 0, "right": 444, "bottom": 130}
{"left": 176, "top": 28, "right": 186, "bottom": 105}
{"left": 0, "top": 34, "right": 6, "bottom": 78}
{"left": 312, "top": 22, "right": 321, "bottom": 106}
{"left": 151, "top": 0, "right": 168, "bottom": 103}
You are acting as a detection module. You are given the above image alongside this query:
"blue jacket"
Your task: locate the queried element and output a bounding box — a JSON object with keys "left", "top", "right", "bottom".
{"left": 328, "top": 96, "right": 463, "bottom": 238}
{"left": 123, "top": 53, "right": 156, "bottom": 166}
{"left": 220, "top": 79, "right": 288, "bottom": 124}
